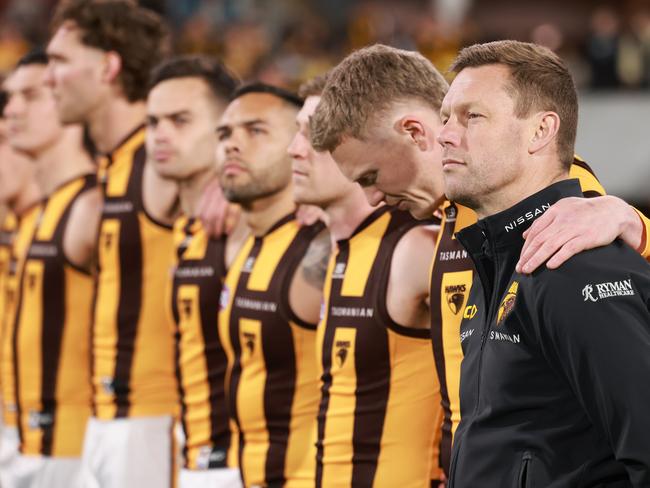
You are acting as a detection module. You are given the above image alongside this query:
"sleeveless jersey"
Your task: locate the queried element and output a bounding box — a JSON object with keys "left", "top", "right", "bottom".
{"left": 219, "top": 214, "right": 324, "bottom": 487}
{"left": 170, "top": 216, "right": 237, "bottom": 470}
{"left": 13, "top": 174, "right": 96, "bottom": 456}
{"left": 316, "top": 206, "right": 443, "bottom": 488}
{"left": 93, "top": 126, "right": 177, "bottom": 419}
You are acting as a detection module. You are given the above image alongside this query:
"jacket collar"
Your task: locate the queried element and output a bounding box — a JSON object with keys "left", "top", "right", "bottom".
{"left": 457, "top": 179, "right": 583, "bottom": 256}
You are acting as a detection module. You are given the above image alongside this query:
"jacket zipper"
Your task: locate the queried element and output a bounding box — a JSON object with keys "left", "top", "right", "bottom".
{"left": 518, "top": 451, "right": 533, "bottom": 488}
{"left": 475, "top": 228, "right": 500, "bottom": 413}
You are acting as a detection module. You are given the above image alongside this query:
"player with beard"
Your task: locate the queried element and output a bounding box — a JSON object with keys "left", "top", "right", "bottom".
{"left": 146, "top": 55, "right": 248, "bottom": 487}
{"left": 289, "top": 74, "right": 444, "bottom": 487}
{"left": 3, "top": 48, "right": 99, "bottom": 487}
{"left": 46, "top": 2, "right": 179, "bottom": 485}
{"left": 216, "top": 83, "right": 330, "bottom": 487}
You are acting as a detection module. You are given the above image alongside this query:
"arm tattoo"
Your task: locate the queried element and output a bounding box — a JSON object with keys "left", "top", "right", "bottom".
{"left": 301, "top": 231, "right": 332, "bottom": 289}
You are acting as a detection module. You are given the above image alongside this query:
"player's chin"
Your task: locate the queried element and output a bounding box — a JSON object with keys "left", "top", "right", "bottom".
{"left": 407, "top": 202, "right": 435, "bottom": 220}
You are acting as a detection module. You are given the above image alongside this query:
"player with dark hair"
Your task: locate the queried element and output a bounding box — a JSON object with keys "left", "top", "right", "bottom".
{"left": 216, "top": 83, "right": 329, "bottom": 487}
{"left": 147, "top": 54, "right": 246, "bottom": 487}
{"left": 3, "top": 47, "right": 99, "bottom": 488}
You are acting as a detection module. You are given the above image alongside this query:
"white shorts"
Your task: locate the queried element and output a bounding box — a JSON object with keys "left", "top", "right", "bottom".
{"left": 12, "top": 454, "right": 81, "bottom": 488}
{"left": 179, "top": 467, "right": 243, "bottom": 488}
{"left": 0, "top": 426, "right": 20, "bottom": 488}
{"left": 79, "top": 415, "right": 175, "bottom": 488}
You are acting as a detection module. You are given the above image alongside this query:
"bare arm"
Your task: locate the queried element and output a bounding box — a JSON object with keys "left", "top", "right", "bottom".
{"left": 288, "top": 228, "right": 332, "bottom": 325}
{"left": 386, "top": 225, "right": 438, "bottom": 329}
{"left": 63, "top": 187, "right": 103, "bottom": 272}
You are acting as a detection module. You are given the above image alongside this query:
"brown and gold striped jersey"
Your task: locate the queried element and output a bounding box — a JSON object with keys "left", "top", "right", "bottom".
{"left": 13, "top": 175, "right": 96, "bottom": 456}
{"left": 0, "top": 212, "right": 16, "bottom": 322}
{"left": 170, "top": 216, "right": 237, "bottom": 470}
{"left": 430, "top": 158, "right": 606, "bottom": 474}
{"left": 316, "top": 206, "right": 442, "bottom": 488}
{"left": 219, "top": 214, "right": 324, "bottom": 488}
{"left": 93, "top": 127, "right": 177, "bottom": 419}
{"left": 1, "top": 206, "right": 39, "bottom": 428}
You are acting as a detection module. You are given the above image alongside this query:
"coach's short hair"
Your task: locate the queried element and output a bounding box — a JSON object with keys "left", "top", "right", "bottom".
{"left": 52, "top": 0, "right": 169, "bottom": 103}
{"left": 149, "top": 55, "right": 239, "bottom": 104}
{"left": 450, "top": 40, "right": 578, "bottom": 168}
{"left": 310, "top": 44, "right": 449, "bottom": 152}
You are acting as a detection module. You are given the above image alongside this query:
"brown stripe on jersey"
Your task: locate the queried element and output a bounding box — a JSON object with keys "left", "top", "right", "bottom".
{"left": 429, "top": 203, "right": 466, "bottom": 476}
{"left": 571, "top": 156, "right": 599, "bottom": 179}
{"left": 38, "top": 252, "right": 65, "bottom": 455}
{"left": 582, "top": 190, "right": 602, "bottom": 199}
{"left": 314, "top": 244, "right": 346, "bottom": 488}
{"left": 112, "top": 145, "right": 146, "bottom": 417}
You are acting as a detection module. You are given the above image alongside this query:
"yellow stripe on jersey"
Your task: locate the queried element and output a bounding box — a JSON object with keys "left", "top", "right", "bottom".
{"left": 430, "top": 157, "right": 607, "bottom": 475}
{"left": 1, "top": 206, "right": 39, "bottom": 427}
{"left": 15, "top": 176, "right": 94, "bottom": 456}
{"left": 219, "top": 215, "right": 321, "bottom": 488}
{"left": 93, "top": 127, "right": 177, "bottom": 419}
{"left": 317, "top": 208, "right": 441, "bottom": 488}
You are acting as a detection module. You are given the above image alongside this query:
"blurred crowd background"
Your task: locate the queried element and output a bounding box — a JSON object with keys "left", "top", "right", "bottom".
{"left": 0, "top": 0, "right": 648, "bottom": 208}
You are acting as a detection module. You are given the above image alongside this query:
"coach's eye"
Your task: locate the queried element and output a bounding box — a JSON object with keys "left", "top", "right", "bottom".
{"left": 467, "top": 112, "right": 482, "bottom": 120}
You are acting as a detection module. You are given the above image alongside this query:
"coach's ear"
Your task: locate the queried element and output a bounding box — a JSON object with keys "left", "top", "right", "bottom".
{"left": 397, "top": 115, "right": 429, "bottom": 151}
{"left": 528, "top": 111, "right": 560, "bottom": 155}
{"left": 103, "top": 51, "right": 122, "bottom": 85}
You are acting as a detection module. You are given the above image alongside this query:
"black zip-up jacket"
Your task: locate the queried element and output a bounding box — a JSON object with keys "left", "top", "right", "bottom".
{"left": 449, "top": 179, "right": 650, "bottom": 488}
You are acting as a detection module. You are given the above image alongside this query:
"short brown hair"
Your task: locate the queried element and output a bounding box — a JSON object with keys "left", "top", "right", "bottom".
{"left": 53, "top": 0, "right": 169, "bottom": 102}
{"left": 310, "top": 44, "right": 449, "bottom": 152}
{"left": 298, "top": 72, "right": 329, "bottom": 99}
{"left": 149, "top": 55, "right": 239, "bottom": 103}
{"left": 450, "top": 40, "right": 578, "bottom": 168}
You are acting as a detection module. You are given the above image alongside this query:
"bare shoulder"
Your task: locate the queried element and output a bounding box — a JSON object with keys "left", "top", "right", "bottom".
{"left": 64, "top": 186, "right": 103, "bottom": 271}
{"left": 392, "top": 224, "right": 439, "bottom": 272}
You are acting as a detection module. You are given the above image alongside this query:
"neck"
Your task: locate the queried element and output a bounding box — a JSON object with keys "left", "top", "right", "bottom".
{"left": 34, "top": 128, "right": 94, "bottom": 197}
{"left": 325, "top": 188, "right": 377, "bottom": 241}
{"left": 11, "top": 179, "right": 41, "bottom": 217}
{"left": 178, "top": 168, "right": 217, "bottom": 217}
{"left": 475, "top": 166, "right": 568, "bottom": 220}
{"left": 244, "top": 184, "right": 296, "bottom": 237}
{"left": 88, "top": 96, "right": 145, "bottom": 154}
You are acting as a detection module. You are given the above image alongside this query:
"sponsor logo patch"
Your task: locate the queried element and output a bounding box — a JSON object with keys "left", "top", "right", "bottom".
{"left": 582, "top": 279, "right": 634, "bottom": 302}
{"left": 463, "top": 304, "right": 478, "bottom": 319}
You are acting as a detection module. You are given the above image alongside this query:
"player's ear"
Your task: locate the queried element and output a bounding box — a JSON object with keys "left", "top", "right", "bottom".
{"left": 397, "top": 115, "right": 428, "bottom": 151}
{"left": 528, "top": 111, "right": 560, "bottom": 155}
{"left": 103, "top": 51, "right": 122, "bottom": 85}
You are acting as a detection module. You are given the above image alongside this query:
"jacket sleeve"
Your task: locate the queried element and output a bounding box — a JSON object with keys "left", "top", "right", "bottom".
{"left": 531, "top": 247, "right": 650, "bottom": 486}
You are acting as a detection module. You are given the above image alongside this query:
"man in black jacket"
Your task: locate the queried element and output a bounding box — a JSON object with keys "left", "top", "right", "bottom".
{"left": 438, "top": 40, "right": 650, "bottom": 487}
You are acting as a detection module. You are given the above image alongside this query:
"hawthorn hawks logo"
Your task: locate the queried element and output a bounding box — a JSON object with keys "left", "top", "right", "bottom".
{"left": 335, "top": 340, "right": 351, "bottom": 367}
{"left": 497, "top": 281, "right": 519, "bottom": 326}
{"left": 445, "top": 284, "right": 467, "bottom": 315}
{"left": 243, "top": 332, "right": 256, "bottom": 355}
